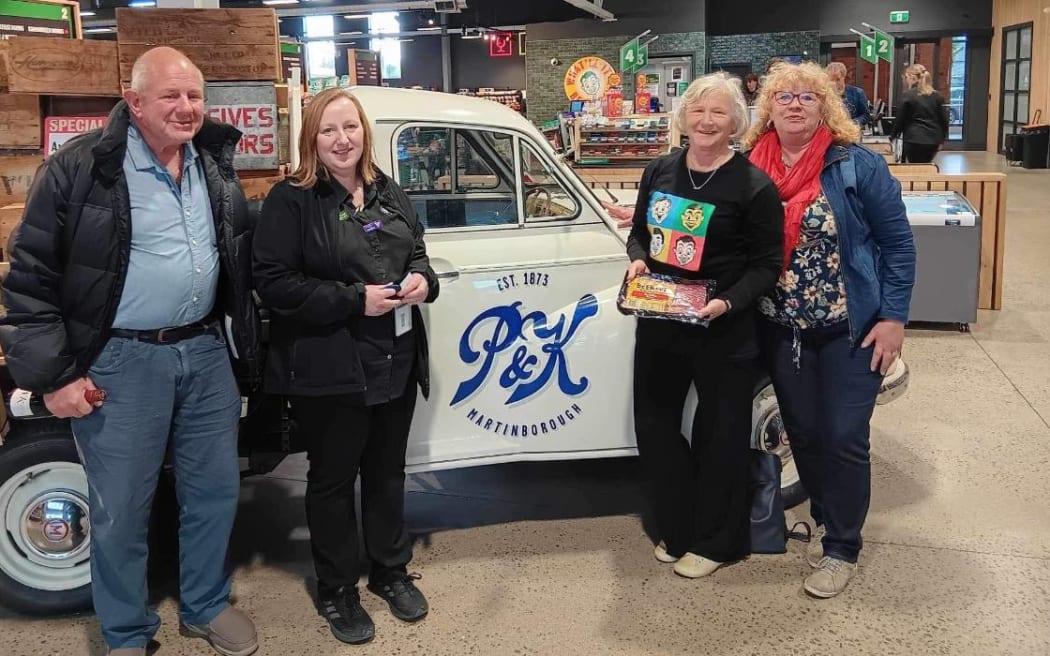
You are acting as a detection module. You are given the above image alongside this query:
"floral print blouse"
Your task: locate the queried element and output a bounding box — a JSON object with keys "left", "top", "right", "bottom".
{"left": 759, "top": 193, "right": 849, "bottom": 329}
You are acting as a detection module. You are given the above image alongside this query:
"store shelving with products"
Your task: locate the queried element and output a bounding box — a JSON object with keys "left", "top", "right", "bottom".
{"left": 574, "top": 114, "right": 673, "bottom": 165}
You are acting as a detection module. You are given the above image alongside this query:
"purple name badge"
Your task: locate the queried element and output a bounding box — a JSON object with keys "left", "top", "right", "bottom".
{"left": 362, "top": 219, "right": 383, "bottom": 233}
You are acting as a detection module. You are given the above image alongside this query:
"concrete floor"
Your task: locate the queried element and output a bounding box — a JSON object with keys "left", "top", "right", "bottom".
{"left": 3, "top": 152, "right": 1050, "bottom": 655}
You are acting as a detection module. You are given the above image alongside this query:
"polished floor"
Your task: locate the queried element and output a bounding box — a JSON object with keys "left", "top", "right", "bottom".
{"left": 2, "top": 152, "right": 1049, "bottom": 655}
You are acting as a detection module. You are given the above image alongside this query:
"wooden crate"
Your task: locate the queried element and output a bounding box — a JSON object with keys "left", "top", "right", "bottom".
{"left": 0, "top": 203, "right": 25, "bottom": 260}
{"left": 239, "top": 170, "right": 284, "bottom": 201}
{"left": 0, "top": 41, "right": 8, "bottom": 89}
{"left": 116, "top": 8, "right": 280, "bottom": 82}
{"left": 1, "top": 37, "right": 121, "bottom": 96}
{"left": 0, "top": 155, "right": 43, "bottom": 206}
{"left": 0, "top": 94, "right": 42, "bottom": 149}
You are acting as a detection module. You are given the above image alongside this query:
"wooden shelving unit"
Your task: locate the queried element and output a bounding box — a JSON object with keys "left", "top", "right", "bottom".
{"left": 573, "top": 113, "right": 672, "bottom": 166}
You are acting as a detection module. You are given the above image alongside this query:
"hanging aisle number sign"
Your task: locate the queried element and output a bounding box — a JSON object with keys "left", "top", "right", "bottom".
{"left": 860, "top": 34, "right": 877, "bottom": 64}
{"left": 620, "top": 37, "right": 639, "bottom": 73}
{"left": 874, "top": 30, "right": 894, "bottom": 62}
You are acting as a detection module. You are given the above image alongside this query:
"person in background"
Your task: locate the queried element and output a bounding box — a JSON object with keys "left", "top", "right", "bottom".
{"left": 0, "top": 47, "right": 261, "bottom": 656}
{"left": 625, "top": 73, "right": 784, "bottom": 579}
{"left": 745, "top": 62, "right": 915, "bottom": 598}
{"left": 253, "top": 88, "right": 439, "bottom": 646}
{"left": 826, "top": 62, "right": 871, "bottom": 129}
{"left": 743, "top": 73, "right": 761, "bottom": 105}
{"left": 890, "top": 63, "right": 949, "bottom": 163}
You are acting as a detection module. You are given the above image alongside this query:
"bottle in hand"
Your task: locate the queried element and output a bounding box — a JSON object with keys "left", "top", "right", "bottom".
{"left": 7, "top": 388, "right": 107, "bottom": 419}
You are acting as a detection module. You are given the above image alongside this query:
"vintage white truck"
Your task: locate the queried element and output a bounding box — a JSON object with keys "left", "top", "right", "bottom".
{"left": 0, "top": 87, "right": 908, "bottom": 615}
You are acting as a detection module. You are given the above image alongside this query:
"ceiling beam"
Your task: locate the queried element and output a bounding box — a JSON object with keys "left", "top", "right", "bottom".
{"left": 562, "top": 0, "right": 615, "bottom": 21}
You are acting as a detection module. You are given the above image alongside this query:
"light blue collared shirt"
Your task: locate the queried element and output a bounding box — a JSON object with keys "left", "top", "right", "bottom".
{"left": 113, "top": 124, "right": 219, "bottom": 330}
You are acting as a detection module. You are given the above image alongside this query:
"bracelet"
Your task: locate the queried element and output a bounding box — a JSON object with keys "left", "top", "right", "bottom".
{"left": 720, "top": 298, "right": 732, "bottom": 313}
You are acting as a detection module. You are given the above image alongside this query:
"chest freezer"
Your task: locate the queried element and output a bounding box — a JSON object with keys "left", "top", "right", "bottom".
{"left": 900, "top": 191, "right": 980, "bottom": 325}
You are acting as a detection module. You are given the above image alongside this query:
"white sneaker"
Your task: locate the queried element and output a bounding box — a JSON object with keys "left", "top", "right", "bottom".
{"left": 803, "top": 556, "right": 857, "bottom": 598}
{"left": 653, "top": 541, "right": 678, "bottom": 563}
{"left": 672, "top": 552, "right": 722, "bottom": 578}
{"left": 807, "top": 525, "right": 827, "bottom": 568}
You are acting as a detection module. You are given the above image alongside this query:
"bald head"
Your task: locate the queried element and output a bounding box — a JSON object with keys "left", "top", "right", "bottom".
{"left": 129, "top": 46, "right": 204, "bottom": 94}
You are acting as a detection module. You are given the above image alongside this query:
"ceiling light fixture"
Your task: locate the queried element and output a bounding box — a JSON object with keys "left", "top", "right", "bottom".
{"left": 262, "top": 0, "right": 299, "bottom": 5}
{"left": 128, "top": 0, "right": 156, "bottom": 7}
{"left": 343, "top": 14, "right": 370, "bottom": 19}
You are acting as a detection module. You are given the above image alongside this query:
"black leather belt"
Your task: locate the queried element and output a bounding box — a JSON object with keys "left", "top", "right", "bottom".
{"left": 111, "top": 321, "right": 219, "bottom": 344}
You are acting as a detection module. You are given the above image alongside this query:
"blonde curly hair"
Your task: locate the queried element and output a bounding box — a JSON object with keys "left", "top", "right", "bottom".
{"left": 743, "top": 61, "right": 862, "bottom": 150}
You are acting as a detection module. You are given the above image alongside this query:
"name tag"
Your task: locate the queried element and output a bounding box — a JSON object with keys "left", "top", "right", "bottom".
{"left": 363, "top": 219, "right": 383, "bottom": 233}
{"left": 394, "top": 271, "right": 412, "bottom": 336}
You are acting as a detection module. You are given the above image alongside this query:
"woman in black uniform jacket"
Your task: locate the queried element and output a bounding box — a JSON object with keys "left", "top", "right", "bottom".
{"left": 625, "top": 72, "right": 784, "bottom": 578}
{"left": 253, "top": 88, "right": 439, "bottom": 645}
{"left": 891, "top": 63, "right": 949, "bottom": 163}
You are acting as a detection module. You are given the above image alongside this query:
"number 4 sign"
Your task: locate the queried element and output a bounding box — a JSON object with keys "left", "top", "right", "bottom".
{"left": 620, "top": 38, "right": 639, "bottom": 73}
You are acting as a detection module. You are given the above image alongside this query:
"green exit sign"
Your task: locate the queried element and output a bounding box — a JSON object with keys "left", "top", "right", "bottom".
{"left": 890, "top": 10, "right": 910, "bottom": 23}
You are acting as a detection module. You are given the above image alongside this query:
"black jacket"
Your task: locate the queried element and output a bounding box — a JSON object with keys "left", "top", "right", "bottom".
{"left": 0, "top": 102, "right": 262, "bottom": 393}
{"left": 891, "top": 89, "right": 949, "bottom": 145}
{"left": 253, "top": 171, "right": 439, "bottom": 398}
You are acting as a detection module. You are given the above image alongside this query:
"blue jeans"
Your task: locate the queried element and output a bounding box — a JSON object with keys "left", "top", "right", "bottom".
{"left": 758, "top": 320, "right": 883, "bottom": 563}
{"left": 71, "top": 332, "right": 241, "bottom": 649}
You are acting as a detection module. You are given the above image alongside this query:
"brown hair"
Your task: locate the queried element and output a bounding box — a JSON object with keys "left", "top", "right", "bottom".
{"left": 290, "top": 88, "right": 378, "bottom": 188}
{"left": 904, "top": 63, "right": 935, "bottom": 96}
{"left": 743, "top": 61, "right": 862, "bottom": 150}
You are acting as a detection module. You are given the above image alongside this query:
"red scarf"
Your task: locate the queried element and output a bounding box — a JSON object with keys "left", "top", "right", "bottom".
{"left": 749, "top": 125, "right": 835, "bottom": 268}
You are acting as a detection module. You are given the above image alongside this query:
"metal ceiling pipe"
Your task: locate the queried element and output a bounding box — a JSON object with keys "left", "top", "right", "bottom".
{"left": 562, "top": 0, "right": 615, "bottom": 21}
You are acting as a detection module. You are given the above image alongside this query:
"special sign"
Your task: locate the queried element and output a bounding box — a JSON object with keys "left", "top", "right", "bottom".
{"left": 44, "top": 116, "right": 108, "bottom": 155}
{"left": 563, "top": 56, "right": 616, "bottom": 101}
{"left": 205, "top": 103, "right": 278, "bottom": 170}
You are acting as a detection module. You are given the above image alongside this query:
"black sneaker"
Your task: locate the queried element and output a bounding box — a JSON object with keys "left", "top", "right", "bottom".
{"left": 367, "top": 571, "right": 429, "bottom": 622}
{"left": 318, "top": 586, "right": 375, "bottom": 645}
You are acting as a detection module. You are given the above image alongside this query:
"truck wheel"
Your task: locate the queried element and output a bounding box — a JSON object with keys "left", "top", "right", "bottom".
{"left": 0, "top": 421, "right": 93, "bottom": 615}
{"left": 752, "top": 380, "right": 808, "bottom": 509}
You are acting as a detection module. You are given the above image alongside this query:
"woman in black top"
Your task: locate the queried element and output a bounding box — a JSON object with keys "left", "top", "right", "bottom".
{"left": 253, "top": 89, "right": 439, "bottom": 645}
{"left": 891, "top": 64, "right": 949, "bottom": 163}
{"left": 626, "top": 73, "right": 784, "bottom": 578}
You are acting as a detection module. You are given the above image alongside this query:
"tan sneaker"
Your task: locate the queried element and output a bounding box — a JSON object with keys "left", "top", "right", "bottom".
{"left": 672, "top": 552, "right": 722, "bottom": 578}
{"left": 180, "top": 606, "right": 259, "bottom": 656}
{"left": 804, "top": 556, "right": 858, "bottom": 598}
{"left": 807, "top": 525, "right": 827, "bottom": 568}
{"left": 653, "top": 541, "right": 679, "bottom": 563}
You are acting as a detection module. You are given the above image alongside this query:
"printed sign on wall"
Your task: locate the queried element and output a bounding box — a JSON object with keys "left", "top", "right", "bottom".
{"left": 205, "top": 104, "right": 278, "bottom": 169}
{"left": 563, "top": 56, "right": 616, "bottom": 101}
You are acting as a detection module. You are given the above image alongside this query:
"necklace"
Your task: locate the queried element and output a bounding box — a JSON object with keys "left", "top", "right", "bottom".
{"left": 686, "top": 151, "right": 730, "bottom": 191}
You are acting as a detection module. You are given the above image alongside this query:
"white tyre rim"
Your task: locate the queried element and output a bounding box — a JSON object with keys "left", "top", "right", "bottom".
{"left": 752, "top": 385, "right": 801, "bottom": 491}
{"left": 0, "top": 461, "right": 91, "bottom": 592}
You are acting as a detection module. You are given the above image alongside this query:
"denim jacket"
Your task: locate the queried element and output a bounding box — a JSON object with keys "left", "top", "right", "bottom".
{"left": 844, "top": 85, "right": 871, "bottom": 127}
{"left": 819, "top": 144, "right": 916, "bottom": 344}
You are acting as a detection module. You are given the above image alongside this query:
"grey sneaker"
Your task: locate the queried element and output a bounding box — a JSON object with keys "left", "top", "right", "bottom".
{"left": 807, "top": 525, "right": 827, "bottom": 568}
{"left": 804, "top": 556, "right": 858, "bottom": 598}
{"left": 180, "top": 606, "right": 259, "bottom": 656}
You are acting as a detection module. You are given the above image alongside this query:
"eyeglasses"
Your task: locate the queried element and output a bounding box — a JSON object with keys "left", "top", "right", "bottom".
{"left": 773, "top": 91, "right": 820, "bottom": 106}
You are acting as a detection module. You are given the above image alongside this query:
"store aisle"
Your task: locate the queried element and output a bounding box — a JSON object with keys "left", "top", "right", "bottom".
{"left": 1, "top": 155, "right": 1048, "bottom": 656}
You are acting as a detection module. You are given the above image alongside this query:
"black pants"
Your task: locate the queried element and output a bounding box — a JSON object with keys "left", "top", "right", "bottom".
{"left": 632, "top": 319, "right": 755, "bottom": 563}
{"left": 757, "top": 320, "right": 882, "bottom": 563}
{"left": 290, "top": 385, "right": 417, "bottom": 594}
{"left": 901, "top": 141, "right": 939, "bottom": 163}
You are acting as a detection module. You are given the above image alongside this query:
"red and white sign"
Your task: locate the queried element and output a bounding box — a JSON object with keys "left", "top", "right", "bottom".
{"left": 44, "top": 116, "right": 109, "bottom": 156}
{"left": 205, "top": 103, "right": 278, "bottom": 168}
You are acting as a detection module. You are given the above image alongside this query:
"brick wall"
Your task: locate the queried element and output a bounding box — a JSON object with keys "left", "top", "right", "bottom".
{"left": 526, "top": 32, "right": 706, "bottom": 123}
{"left": 707, "top": 31, "right": 821, "bottom": 74}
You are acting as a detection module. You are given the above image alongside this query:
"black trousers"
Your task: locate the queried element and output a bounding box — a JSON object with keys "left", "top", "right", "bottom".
{"left": 901, "top": 141, "right": 939, "bottom": 163}
{"left": 632, "top": 319, "right": 755, "bottom": 563}
{"left": 290, "top": 385, "right": 417, "bottom": 594}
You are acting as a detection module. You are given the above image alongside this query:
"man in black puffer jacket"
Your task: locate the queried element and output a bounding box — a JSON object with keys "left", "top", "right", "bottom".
{"left": 0, "top": 47, "right": 260, "bottom": 656}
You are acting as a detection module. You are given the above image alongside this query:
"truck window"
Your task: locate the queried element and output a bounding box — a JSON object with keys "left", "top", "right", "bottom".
{"left": 520, "top": 142, "right": 580, "bottom": 221}
{"left": 395, "top": 126, "right": 519, "bottom": 230}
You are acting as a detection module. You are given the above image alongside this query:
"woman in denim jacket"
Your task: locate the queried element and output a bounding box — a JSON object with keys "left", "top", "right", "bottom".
{"left": 745, "top": 62, "right": 916, "bottom": 599}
